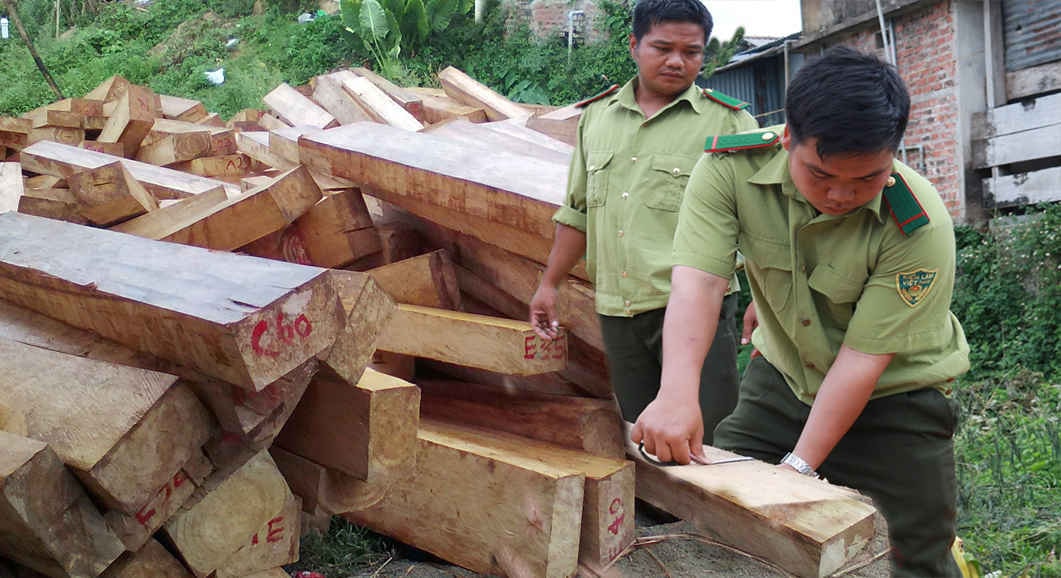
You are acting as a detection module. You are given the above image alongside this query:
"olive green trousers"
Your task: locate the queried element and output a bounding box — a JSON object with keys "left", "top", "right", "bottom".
{"left": 598, "top": 293, "right": 739, "bottom": 443}
{"left": 715, "top": 356, "right": 962, "bottom": 578}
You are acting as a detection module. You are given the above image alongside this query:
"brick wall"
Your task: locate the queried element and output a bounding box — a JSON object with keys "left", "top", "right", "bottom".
{"left": 827, "top": 0, "right": 964, "bottom": 219}
{"left": 504, "top": 0, "right": 605, "bottom": 44}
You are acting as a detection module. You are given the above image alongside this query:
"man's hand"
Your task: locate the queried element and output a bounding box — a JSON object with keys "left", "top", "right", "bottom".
{"left": 741, "top": 301, "right": 758, "bottom": 345}
{"left": 630, "top": 395, "right": 705, "bottom": 464}
{"left": 529, "top": 283, "right": 561, "bottom": 340}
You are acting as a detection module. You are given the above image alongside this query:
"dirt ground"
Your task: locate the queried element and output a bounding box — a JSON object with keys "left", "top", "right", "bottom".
{"left": 345, "top": 501, "right": 892, "bottom": 578}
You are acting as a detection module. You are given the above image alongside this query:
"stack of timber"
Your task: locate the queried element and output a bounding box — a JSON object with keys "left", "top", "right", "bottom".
{"left": 0, "top": 67, "right": 878, "bottom": 578}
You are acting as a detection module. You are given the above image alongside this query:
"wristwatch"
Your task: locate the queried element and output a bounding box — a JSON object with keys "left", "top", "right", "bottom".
{"left": 780, "top": 452, "right": 819, "bottom": 477}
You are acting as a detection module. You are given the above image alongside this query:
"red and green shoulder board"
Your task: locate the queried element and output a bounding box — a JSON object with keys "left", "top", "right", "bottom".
{"left": 700, "top": 88, "right": 750, "bottom": 110}
{"left": 883, "top": 172, "right": 930, "bottom": 235}
{"left": 704, "top": 129, "right": 781, "bottom": 153}
{"left": 574, "top": 84, "right": 620, "bottom": 108}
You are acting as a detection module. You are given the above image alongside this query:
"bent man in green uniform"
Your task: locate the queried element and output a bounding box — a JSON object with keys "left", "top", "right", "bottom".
{"left": 633, "top": 47, "right": 970, "bottom": 576}
{"left": 529, "top": 0, "right": 757, "bottom": 441}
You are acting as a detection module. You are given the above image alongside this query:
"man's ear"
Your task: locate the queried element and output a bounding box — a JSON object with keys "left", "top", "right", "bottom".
{"left": 781, "top": 125, "right": 791, "bottom": 151}
{"left": 629, "top": 33, "right": 638, "bottom": 56}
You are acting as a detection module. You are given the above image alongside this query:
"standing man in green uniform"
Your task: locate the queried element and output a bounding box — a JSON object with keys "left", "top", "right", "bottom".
{"left": 633, "top": 47, "right": 970, "bottom": 576}
{"left": 529, "top": 0, "right": 757, "bottom": 441}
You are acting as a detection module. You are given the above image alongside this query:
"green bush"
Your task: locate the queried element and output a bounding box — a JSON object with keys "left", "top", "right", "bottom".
{"left": 952, "top": 204, "right": 1061, "bottom": 379}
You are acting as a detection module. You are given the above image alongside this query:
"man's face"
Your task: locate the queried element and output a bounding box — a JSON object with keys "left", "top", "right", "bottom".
{"left": 629, "top": 21, "right": 705, "bottom": 101}
{"left": 785, "top": 134, "right": 895, "bottom": 216}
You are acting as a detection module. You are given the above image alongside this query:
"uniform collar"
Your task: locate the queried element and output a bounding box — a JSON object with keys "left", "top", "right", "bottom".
{"left": 747, "top": 146, "right": 888, "bottom": 223}
{"left": 613, "top": 78, "right": 702, "bottom": 117}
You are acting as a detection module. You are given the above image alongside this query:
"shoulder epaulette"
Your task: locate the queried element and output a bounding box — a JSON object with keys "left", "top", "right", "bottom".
{"left": 704, "top": 129, "right": 780, "bottom": 153}
{"left": 882, "top": 172, "right": 930, "bottom": 236}
{"left": 574, "top": 84, "right": 620, "bottom": 108}
{"left": 700, "top": 88, "right": 750, "bottom": 110}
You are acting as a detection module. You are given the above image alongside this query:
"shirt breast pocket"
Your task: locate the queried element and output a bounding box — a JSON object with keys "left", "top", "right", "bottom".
{"left": 742, "top": 235, "right": 793, "bottom": 312}
{"left": 644, "top": 154, "right": 696, "bottom": 211}
{"left": 586, "top": 151, "right": 613, "bottom": 207}
{"left": 808, "top": 265, "right": 866, "bottom": 326}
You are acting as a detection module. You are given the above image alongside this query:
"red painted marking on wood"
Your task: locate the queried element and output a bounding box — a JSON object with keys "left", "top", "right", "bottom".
{"left": 249, "top": 516, "right": 286, "bottom": 546}
{"left": 607, "top": 497, "right": 625, "bottom": 535}
{"left": 251, "top": 312, "right": 313, "bottom": 357}
{"left": 523, "top": 334, "right": 565, "bottom": 360}
{"left": 251, "top": 320, "right": 279, "bottom": 357}
{"left": 135, "top": 504, "right": 156, "bottom": 526}
{"left": 266, "top": 516, "right": 285, "bottom": 543}
{"left": 135, "top": 473, "right": 186, "bottom": 527}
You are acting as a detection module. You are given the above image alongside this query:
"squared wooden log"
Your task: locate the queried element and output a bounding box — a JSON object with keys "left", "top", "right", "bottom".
{"left": 85, "top": 75, "right": 130, "bottom": 103}
{"left": 352, "top": 67, "right": 423, "bottom": 120}
{"left": 263, "top": 83, "right": 338, "bottom": 129}
{"left": 0, "top": 432, "right": 125, "bottom": 578}
{"left": 368, "top": 249, "right": 461, "bottom": 309}
{"left": 311, "top": 73, "right": 373, "bottom": 125}
{"left": 164, "top": 451, "right": 289, "bottom": 577}
{"left": 67, "top": 160, "right": 159, "bottom": 226}
{"left": 0, "top": 296, "right": 313, "bottom": 445}
{"left": 27, "top": 126, "right": 84, "bottom": 147}
{"left": 298, "top": 124, "right": 580, "bottom": 276}
{"left": 113, "top": 164, "right": 322, "bottom": 251}
{"left": 100, "top": 538, "right": 193, "bottom": 578}
{"left": 330, "top": 71, "right": 422, "bottom": 132}
{"left": 627, "top": 431, "right": 878, "bottom": 578}
{"left": 213, "top": 492, "right": 301, "bottom": 578}
{"left": 376, "top": 304, "right": 567, "bottom": 375}
{"left": 15, "top": 187, "right": 86, "bottom": 224}
{"left": 0, "top": 163, "right": 22, "bottom": 214}
{"left": 317, "top": 270, "right": 396, "bottom": 385}
{"left": 293, "top": 189, "right": 380, "bottom": 268}
{"left": 405, "top": 87, "right": 488, "bottom": 124}
{"left": 526, "top": 103, "right": 581, "bottom": 146}
{"left": 276, "top": 367, "right": 420, "bottom": 480}
{"left": 103, "top": 452, "right": 213, "bottom": 552}
{"left": 0, "top": 117, "right": 32, "bottom": 150}
{"left": 169, "top": 154, "right": 252, "bottom": 178}
{"left": 0, "top": 212, "right": 345, "bottom": 390}
{"left": 236, "top": 131, "right": 296, "bottom": 171}
{"left": 418, "top": 380, "right": 624, "bottom": 459}
{"left": 0, "top": 338, "right": 216, "bottom": 515}
{"left": 98, "top": 85, "right": 161, "bottom": 157}
{"left": 20, "top": 140, "right": 238, "bottom": 200}
{"left": 345, "top": 418, "right": 586, "bottom": 578}
{"left": 160, "top": 95, "right": 208, "bottom": 123}
{"left": 99, "top": 536, "right": 193, "bottom": 576}
{"left": 437, "top": 66, "right": 532, "bottom": 121}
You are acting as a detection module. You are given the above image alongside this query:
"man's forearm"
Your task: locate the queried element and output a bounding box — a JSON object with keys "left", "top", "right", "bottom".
{"left": 540, "top": 223, "right": 587, "bottom": 287}
{"left": 659, "top": 266, "right": 730, "bottom": 402}
{"left": 793, "top": 345, "right": 894, "bottom": 469}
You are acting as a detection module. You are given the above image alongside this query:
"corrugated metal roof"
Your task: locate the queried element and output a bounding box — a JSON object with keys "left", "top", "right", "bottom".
{"left": 1003, "top": 0, "right": 1061, "bottom": 71}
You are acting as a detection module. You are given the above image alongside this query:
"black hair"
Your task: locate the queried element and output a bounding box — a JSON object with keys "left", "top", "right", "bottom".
{"left": 785, "top": 46, "right": 910, "bottom": 158}
{"left": 631, "top": 0, "right": 713, "bottom": 44}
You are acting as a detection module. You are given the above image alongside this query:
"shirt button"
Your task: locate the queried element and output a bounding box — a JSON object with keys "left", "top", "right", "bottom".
{"left": 800, "top": 319, "right": 811, "bottom": 327}
{"left": 621, "top": 271, "right": 628, "bottom": 278}
{"left": 800, "top": 263, "right": 807, "bottom": 273}
{"left": 625, "top": 300, "right": 632, "bottom": 307}
{"left": 631, "top": 156, "right": 638, "bottom": 162}
{"left": 804, "top": 361, "right": 815, "bottom": 369}
{"left": 617, "top": 230, "right": 624, "bottom": 238}
{"left": 588, "top": 165, "right": 596, "bottom": 171}
{"left": 621, "top": 192, "right": 629, "bottom": 199}
{"left": 671, "top": 168, "right": 681, "bottom": 176}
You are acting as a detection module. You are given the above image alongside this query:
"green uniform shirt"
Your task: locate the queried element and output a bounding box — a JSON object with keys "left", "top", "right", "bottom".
{"left": 674, "top": 132, "right": 970, "bottom": 403}
{"left": 553, "top": 79, "right": 758, "bottom": 316}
